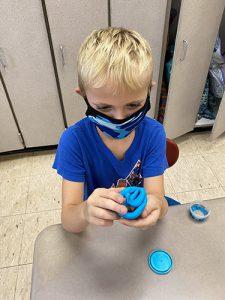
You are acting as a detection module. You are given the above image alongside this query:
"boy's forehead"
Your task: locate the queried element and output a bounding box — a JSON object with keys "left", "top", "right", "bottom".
{"left": 86, "top": 85, "right": 148, "bottom": 104}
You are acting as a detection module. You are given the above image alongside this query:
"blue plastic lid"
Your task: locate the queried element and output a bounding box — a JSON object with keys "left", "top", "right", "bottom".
{"left": 148, "top": 250, "right": 173, "bottom": 275}
{"left": 189, "top": 202, "right": 210, "bottom": 221}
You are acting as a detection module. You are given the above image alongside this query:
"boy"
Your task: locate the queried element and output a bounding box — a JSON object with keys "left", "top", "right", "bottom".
{"left": 53, "top": 27, "right": 171, "bottom": 233}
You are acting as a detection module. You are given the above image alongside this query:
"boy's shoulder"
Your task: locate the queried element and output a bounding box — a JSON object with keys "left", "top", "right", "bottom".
{"left": 67, "top": 117, "right": 89, "bottom": 131}
{"left": 140, "top": 117, "right": 166, "bottom": 153}
{"left": 142, "top": 116, "right": 165, "bottom": 134}
{"left": 59, "top": 118, "right": 90, "bottom": 143}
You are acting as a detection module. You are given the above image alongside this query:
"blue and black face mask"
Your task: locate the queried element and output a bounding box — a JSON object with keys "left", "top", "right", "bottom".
{"left": 84, "top": 94, "right": 151, "bottom": 139}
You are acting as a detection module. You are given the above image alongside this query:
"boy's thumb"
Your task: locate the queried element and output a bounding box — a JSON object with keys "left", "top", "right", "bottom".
{"left": 141, "top": 210, "right": 147, "bottom": 218}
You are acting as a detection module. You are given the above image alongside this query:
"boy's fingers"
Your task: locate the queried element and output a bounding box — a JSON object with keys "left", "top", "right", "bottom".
{"left": 99, "top": 189, "right": 125, "bottom": 204}
{"left": 93, "top": 207, "right": 120, "bottom": 221}
{"left": 141, "top": 206, "right": 152, "bottom": 218}
{"left": 110, "top": 187, "right": 125, "bottom": 192}
{"left": 141, "top": 202, "right": 155, "bottom": 218}
{"left": 141, "top": 210, "right": 147, "bottom": 218}
{"left": 95, "top": 197, "right": 127, "bottom": 215}
{"left": 90, "top": 216, "right": 114, "bottom": 227}
{"left": 109, "top": 187, "right": 126, "bottom": 198}
{"left": 119, "top": 210, "right": 160, "bottom": 228}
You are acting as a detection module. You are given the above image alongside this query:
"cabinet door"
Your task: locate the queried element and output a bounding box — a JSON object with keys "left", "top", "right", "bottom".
{"left": 220, "top": 9, "right": 225, "bottom": 54}
{"left": 45, "top": 0, "right": 108, "bottom": 126}
{"left": 210, "top": 92, "right": 225, "bottom": 140}
{"left": 163, "top": 0, "right": 225, "bottom": 139}
{"left": 110, "top": 0, "right": 170, "bottom": 118}
{"left": 0, "top": 0, "right": 65, "bottom": 148}
{"left": 0, "top": 80, "right": 23, "bottom": 153}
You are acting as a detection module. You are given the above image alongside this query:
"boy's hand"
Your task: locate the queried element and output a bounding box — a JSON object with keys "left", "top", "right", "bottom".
{"left": 118, "top": 195, "right": 163, "bottom": 230}
{"left": 82, "top": 187, "right": 127, "bottom": 227}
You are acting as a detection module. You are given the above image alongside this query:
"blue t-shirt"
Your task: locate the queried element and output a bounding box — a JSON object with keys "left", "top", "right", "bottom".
{"left": 52, "top": 116, "right": 168, "bottom": 200}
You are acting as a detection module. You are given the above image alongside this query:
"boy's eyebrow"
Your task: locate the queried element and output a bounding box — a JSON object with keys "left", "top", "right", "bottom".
{"left": 95, "top": 99, "right": 145, "bottom": 106}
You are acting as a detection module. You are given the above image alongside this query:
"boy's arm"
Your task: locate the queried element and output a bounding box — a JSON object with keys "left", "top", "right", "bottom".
{"left": 61, "top": 179, "right": 88, "bottom": 233}
{"left": 62, "top": 180, "right": 128, "bottom": 233}
{"left": 143, "top": 175, "right": 168, "bottom": 219}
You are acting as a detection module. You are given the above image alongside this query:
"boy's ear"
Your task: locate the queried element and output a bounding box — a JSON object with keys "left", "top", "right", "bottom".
{"left": 151, "top": 80, "right": 157, "bottom": 87}
{"left": 75, "top": 87, "right": 83, "bottom": 96}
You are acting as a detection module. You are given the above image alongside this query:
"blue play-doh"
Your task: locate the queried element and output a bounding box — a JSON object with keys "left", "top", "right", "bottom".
{"left": 148, "top": 250, "right": 173, "bottom": 275}
{"left": 118, "top": 187, "right": 147, "bottom": 220}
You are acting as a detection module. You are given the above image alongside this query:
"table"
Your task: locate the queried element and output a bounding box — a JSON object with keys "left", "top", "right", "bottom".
{"left": 31, "top": 198, "right": 225, "bottom": 300}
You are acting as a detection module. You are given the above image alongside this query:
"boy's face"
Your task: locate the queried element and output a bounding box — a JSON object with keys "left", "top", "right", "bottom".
{"left": 76, "top": 81, "right": 155, "bottom": 120}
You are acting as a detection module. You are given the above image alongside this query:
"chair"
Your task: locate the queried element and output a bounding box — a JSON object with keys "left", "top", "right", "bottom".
{"left": 165, "top": 138, "right": 180, "bottom": 206}
{"left": 166, "top": 138, "right": 179, "bottom": 168}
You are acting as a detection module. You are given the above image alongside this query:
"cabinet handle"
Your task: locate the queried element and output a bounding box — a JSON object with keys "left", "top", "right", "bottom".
{"left": 59, "top": 44, "right": 66, "bottom": 66}
{"left": 18, "top": 132, "right": 25, "bottom": 146}
{"left": 180, "top": 40, "right": 188, "bottom": 61}
{"left": 0, "top": 48, "right": 7, "bottom": 69}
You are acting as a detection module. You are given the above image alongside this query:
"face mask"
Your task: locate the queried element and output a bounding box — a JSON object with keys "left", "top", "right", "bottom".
{"left": 84, "top": 94, "right": 151, "bottom": 139}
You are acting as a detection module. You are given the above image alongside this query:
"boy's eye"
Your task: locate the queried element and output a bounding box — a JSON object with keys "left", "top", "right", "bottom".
{"left": 128, "top": 104, "right": 141, "bottom": 109}
{"left": 97, "top": 106, "right": 111, "bottom": 111}
{"left": 96, "top": 104, "right": 141, "bottom": 111}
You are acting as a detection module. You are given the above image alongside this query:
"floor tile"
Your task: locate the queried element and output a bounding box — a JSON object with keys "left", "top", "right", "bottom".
{"left": 202, "top": 152, "right": 225, "bottom": 186}
{"left": 19, "top": 210, "right": 61, "bottom": 265}
{"left": 167, "top": 155, "right": 220, "bottom": 193}
{"left": 0, "top": 177, "right": 29, "bottom": 217}
{"left": 174, "top": 134, "right": 200, "bottom": 156}
{"left": 175, "top": 187, "right": 225, "bottom": 204}
{"left": 191, "top": 131, "right": 225, "bottom": 154}
{"left": 0, "top": 153, "right": 33, "bottom": 180}
{"left": 0, "top": 215, "right": 24, "bottom": 268}
{"left": 26, "top": 173, "right": 62, "bottom": 213}
{"left": 30, "top": 150, "right": 56, "bottom": 176}
{"left": 0, "top": 266, "right": 18, "bottom": 300}
{"left": 15, "top": 264, "right": 32, "bottom": 300}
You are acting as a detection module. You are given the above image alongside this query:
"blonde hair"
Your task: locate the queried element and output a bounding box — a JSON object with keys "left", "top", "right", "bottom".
{"left": 77, "top": 27, "right": 153, "bottom": 95}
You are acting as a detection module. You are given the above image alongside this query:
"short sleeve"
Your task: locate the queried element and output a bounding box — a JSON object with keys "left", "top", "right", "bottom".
{"left": 142, "top": 125, "right": 168, "bottom": 178}
{"left": 52, "top": 128, "right": 85, "bottom": 182}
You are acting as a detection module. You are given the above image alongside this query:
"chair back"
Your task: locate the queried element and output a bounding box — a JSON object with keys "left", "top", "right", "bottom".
{"left": 166, "top": 138, "right": 179, "bottom": 168}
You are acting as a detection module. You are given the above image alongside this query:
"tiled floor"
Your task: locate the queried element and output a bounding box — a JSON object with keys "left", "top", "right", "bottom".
{"left": 1, "top": 130, "right": 225, "bottom": 299}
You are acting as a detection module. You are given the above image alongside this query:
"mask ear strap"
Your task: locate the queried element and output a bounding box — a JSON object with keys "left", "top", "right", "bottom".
{"left": 83, "top": 97, "right": 89, "bottom": 105}
{"left": 145, "top": 94, "right": 151, "bottom": 111}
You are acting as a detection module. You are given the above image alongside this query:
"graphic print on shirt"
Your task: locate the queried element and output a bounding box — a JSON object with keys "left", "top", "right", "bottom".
{"left": 111, "top": 160, "right": 143, "bottom": 188}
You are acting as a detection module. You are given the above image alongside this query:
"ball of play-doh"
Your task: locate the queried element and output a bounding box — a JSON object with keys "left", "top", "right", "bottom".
{"left": 118, "top": 187, "right": 147, "bottom": 220}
